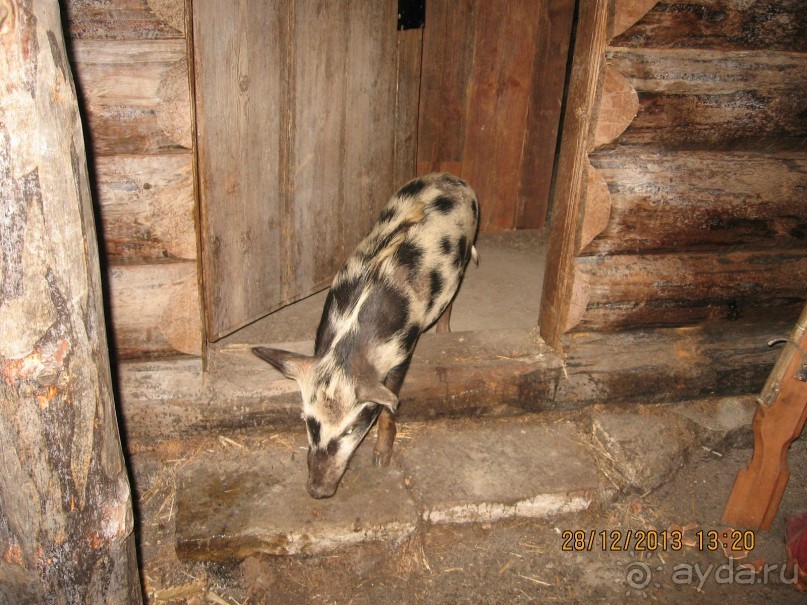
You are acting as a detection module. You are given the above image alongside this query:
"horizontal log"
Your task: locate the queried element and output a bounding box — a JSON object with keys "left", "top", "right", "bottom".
{"left": 603, "top": 48, "right": 807, "bottom": 151}
{"left": 63, "top": 0, "right": 185, "bottom": 40}
{"left": 610, "top": 0, "right": 807, "bottom": 52}
{"left": 117, "top": 329, "right": 564, "bottom": 440}
{"left": 108, "top": 261, "right": 202, "bottom": 358}
{"left": 69, "top": 40, "right": 192, "bottom": 155}
{"left": 117, "top": 318, "right": 788, "bottom": 442}
{"left": 557, "top": 318, "right": 787, "bottom": 405}
{"left": 95, "top": 153, "right": 196, "bottom": 261}
{"left": 586, "top": 150, "right": 807, "bottom": 254}
{"left": 574, "top": 249, "right": 807, "bottom": 331}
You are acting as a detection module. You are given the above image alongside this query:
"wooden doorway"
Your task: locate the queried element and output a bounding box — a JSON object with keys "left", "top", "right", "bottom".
{"left": 192, "top": 0, "right": 575, "bottom": 345}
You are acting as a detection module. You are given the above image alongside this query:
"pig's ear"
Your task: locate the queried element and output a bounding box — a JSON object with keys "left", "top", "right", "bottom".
{"left": 252, "top": 347, "right": 315, "bottom": 382}
{"left": 355, "top": 381, "right": 399, "bottom": 413}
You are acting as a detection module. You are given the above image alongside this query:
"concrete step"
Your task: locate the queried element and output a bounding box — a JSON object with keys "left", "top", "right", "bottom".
{"left": 175, "top": 417, "right": 599, "bottom": 562}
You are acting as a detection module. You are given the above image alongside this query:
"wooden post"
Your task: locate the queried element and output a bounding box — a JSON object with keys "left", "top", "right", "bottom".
{"left": 723, "top": 305, "right": 807, "bottom": 530}
{"left": 0, "top": 1, "right": 142, "bottom": 603}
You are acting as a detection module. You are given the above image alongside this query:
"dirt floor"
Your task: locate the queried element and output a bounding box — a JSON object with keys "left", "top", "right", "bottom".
{"left": 130, "top": 409, "right": 807, "bottom": 605}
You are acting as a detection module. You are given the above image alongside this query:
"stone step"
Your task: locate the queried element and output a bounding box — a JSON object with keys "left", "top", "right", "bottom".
{"left": 174, "top": 396, "right": 755, "bottom": 563}
{"left": 175, "top": 417, "right": 599, "bottom": 562}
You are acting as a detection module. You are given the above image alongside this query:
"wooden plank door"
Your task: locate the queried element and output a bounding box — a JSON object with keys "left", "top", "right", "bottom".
{"left": 416, "top": 0, "right": 575, "bottom": 231}
{"left": 192, "top": 0, "right": 421, "bottom": 340}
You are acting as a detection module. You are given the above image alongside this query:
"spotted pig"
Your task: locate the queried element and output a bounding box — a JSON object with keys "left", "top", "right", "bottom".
{"left": 253, "top": 173, "right": 479, "bottom": 498}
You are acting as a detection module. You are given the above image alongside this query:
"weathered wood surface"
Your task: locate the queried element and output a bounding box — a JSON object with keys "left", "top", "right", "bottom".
{"left": 416, "top": 0, "right": 574, "bottom": 231}
{"left": 460, "top": 0, "right": 544, "bottom": 230}
{"left": 611, "top": 0, "right": 807, "bottom": 52}
{"left": 108, "top": 261, "right": 202, "bottom": 358}
{"left": 193, "top": 0, "right": 285, "bottom": 341}
{"left": 603, "top": 48, "right": 807, "bottom": 151}
{"left": 95, "top": 153, "right": 196, "bottom": 261}
{"left": 0, "top": 2, "right": 141, "bottom": 601}
{"left": 539, "top": 0, "right": 611, "bottom": 351}
{"left": 591, "top": 66, "right": 638, "bottom": 148}
{"left": 393, "top": 27, "right": 423, "bottom": 187}
{"left": 69, "top": 39, "right": 192, "bottom": 155}
{"left": 574, "top": 249, "right": 807, "bottom": 331}
{"left": 609, "top": 0, "right": 659, "bottom": 40}
{"left": 557, "top": 318, "right": 786, "bottom": 406}
{"left": 63, "top": 0, "right": 185, "bottom": 40}
{"left": 118, "top": 330, "right": 563, "bottom": 439}
{"left": 195, "top": 0, "right": 421, "bottom": 340}
{"left": 586, "top": 150, "right": 807, "bottom": 254}
{"left": 416, "top": 0, "right": 477, "bottom": 178}
{"left": 517, "top": 0, "right": 577, "bottom": 229}
{"left": 118, "top": 318, "right": 786, "bottom": 440}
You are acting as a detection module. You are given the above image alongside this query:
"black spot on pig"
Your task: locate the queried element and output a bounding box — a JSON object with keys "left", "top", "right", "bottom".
{"left": 471, "top": 198, "right": 479, "bottom": 221}
{"left": 315, "top": 291, "right": 337, "bottom": 353}
{"left": 432, "top": 195, "right": 457, "bottom": 214}
{"left": 402, "top": 324, "right": 420, "bottom": 352}
{"left": 454, "top": 235, "right": 468, "bottom": 268}
{"left": 397, "top": 178, "right": 427, "bottom": 198}
{"left": 378, "top": 206, "right": 397, "bottom": 223}
{"left": 306, "top": 416, "right": 322, "bottom": 446}
{"left": 358, "top": 282, "right": 409, "bottom": 341}
{"left": 394, "top": 240, "right": 423, "bottom": 278}
{"left": 427, "top": 270, "right": 444, "bottom": 311}
{"left": 331, "top": 275, "right": 361, "bottom": 313}
{"left": 440, "top": 236, "right": 452, "bottom": 255}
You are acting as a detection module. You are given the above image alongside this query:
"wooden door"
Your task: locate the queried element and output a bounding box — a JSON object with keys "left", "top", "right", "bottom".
{"left": 416, "top": 0, "right": 575, "bottom": 231}
{"left": 192, "top": 0, "right": 421, "bottom": 340}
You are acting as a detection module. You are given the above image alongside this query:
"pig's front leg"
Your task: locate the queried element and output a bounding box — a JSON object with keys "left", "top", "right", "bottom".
{"left": 373, "top": 407, "right": 397, "bottom": 467}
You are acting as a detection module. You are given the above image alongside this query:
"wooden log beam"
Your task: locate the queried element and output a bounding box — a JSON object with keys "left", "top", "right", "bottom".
{"left": 69, "top": 39, "right": 192, "bottom": 156}
{"left": 610, "top": 0, "right": 807, "bottom": 52}
{"left": 575, "top": 249, "right": 807, "bottom": 331}
{"left": 63, "top": 0, "right": 185, "bottom": 40}
{"left": 0, "top": 2, "right": 141, "bottom": 601}
{"left": 108, "top": 261, "right": 202, "bottom": 358}
{"left": 117, "top": 329, "right": 563, "bottom": 440}
{"left": 605, "top": 48, "right": 807, "bottom": 151}
{"left": 587, "top": 149, "right": 807, "bottom": 254}
{"left": 95, "top": 153, "right": 196, "bottom": 262}
{"left": 723, "top": 305, "right": 807, "bottom": 530}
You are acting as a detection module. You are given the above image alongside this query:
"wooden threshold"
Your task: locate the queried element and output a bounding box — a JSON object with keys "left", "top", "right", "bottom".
{"left": 117, "top": 329, "right": 563, "bottom": 441}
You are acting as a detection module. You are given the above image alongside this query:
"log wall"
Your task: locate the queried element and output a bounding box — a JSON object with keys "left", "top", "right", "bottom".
{"left": 545, "top": 0, "right": 807, "bottom": 343}
{"left": 64, "top": 0, "right": 202, "bottom": 359}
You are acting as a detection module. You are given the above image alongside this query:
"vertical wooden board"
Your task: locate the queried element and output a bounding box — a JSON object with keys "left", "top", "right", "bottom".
{"left": 95, "top": 154, "right": 196, "bottom": 261}
{"left": 289, "top": 0, "right": 350, "bottom": 293}
{"left": 517, "top": 0, "right": 576, "bottom": 229}
{"left": 461, "top": 0, "right": 541, "bottom": 231}
{"left": 63, "top": 0, "right": 185, "bottom": 40}
{"left": 416, "top": 0, "right": 477, "bottom": 176}
{"left": 393, "top": 28, "right": 424, "bottom": 187}
{"left": 342, "top": 0, "right": 399, "bottom": 251}
{"left": 193, "top": 0, "right": 284, "bottom": 339}
{"left": 539, "top": 0, "right": 611, "bottom": 351}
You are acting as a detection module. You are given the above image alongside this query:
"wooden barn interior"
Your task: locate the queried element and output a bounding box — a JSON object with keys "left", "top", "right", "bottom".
{"left": 3, "top": 0, "right": 806, "bottom": 601}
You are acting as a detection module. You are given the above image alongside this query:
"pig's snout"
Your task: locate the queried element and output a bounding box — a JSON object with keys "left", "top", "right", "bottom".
{"left": 306, "top": 446, "right": 344, "bottom": 499}
{"left": 306, "top": 480, "right": 337, "bottom": 499}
